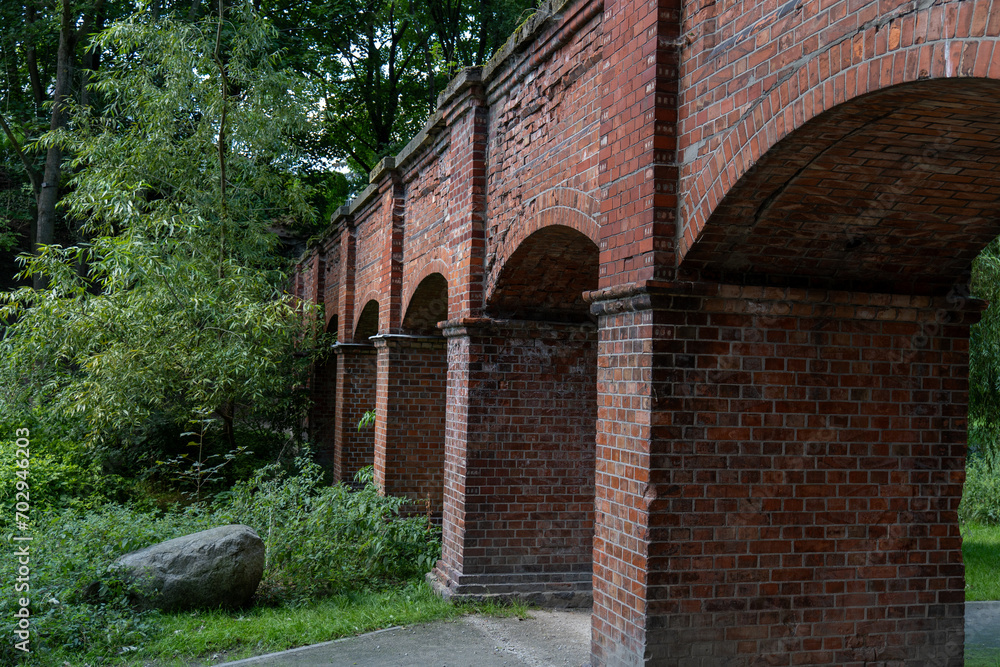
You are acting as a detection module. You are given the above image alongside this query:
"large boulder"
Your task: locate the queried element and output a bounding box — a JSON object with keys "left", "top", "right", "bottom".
{"left": 110, "top": 524, "right": 265, "bottom": 611}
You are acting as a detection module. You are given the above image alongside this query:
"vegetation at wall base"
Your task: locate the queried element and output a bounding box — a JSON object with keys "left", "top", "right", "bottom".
{"left": 0, "top": 432, "right": 444, "bottom": 665}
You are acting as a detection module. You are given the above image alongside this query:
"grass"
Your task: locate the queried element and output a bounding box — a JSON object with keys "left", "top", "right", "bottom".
{"left": 963, "top": 522, "right": 1000, "bottom": 602}
{"left": 967, "top": 648, "right": 1000, "bottom": 667}
{"left": 143, "top": 581, "right": 460, "bottom": 665}
{"left": 21, "top": 582, "right": 452, "bottom": 666}
{"left": 27, "top": 581, "right": 531, "bottom": 667}
{"left": 963, "top": 522, "right": 1000, "bottom": 667}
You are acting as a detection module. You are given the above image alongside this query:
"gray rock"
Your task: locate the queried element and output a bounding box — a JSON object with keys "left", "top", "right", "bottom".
{"left": 111, "top": 524, "right": 265, "bottom": 611}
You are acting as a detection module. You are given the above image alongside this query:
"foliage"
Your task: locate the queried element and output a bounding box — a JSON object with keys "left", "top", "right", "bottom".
{"left": 155, "top": 415, "right": 253, "bottom": 500}
{"left": 960, "top": 444, "right": 1000, "bottom": 525}
{"left": 970, "top": 238, "right": 1000, "bottom": 458}
{"left": 0, "top": 432, "right": 131, "bottom": 510}
{"left": 357, "top": 408, "right": 376, "bottom": 431}
{"left": 0, "top": 446, "right": 443, "bottom": 664}
{"left": 264, "top": 0, "right": 540, "bottom": 177}
{"left": 221, "top": 456, "right": 441, "bottom": 602}
{"left": 0, "top": 503, "right": 218, "bottom": 665}
{"left": 0, "top": 3, "right": 323, "bottom": 454}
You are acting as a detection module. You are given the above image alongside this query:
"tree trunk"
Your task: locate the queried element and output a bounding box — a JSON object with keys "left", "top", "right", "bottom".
{"left": 78, "top": 3, "right": 104, "bottom": 110}
{"left": 25, "top": 2, "right": 44, "bottom": 112}
{"left": 34, "top": 0, "right": 76, "bottom": 289}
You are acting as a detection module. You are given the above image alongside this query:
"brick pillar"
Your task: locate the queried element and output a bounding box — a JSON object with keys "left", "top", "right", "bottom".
{"left": 429, "top": 318, "right": 597, "bottom": 606}
{"left": 332, "top": 343, "right": 377, "bottom": 483}
{"left": 372, "top": 334, "right": 448, "bottom": 516}
{"left": 588, "top": 282, "right": 981, "bottom": 666}
{"left": 308, "top": 354, "right": 338, "bottom": 469}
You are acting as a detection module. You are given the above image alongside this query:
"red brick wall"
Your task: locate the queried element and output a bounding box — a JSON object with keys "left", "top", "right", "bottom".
{"left": 333, "top": 346, "right": 377, "bottom": 482}
{"left": 289, "top": 0, "right": 997, "bottom": 663}
{"left": 309, "top": 355, "right": 338, "bottom": 468}
{"left": 321, "top": 236, "right": 342, "bottom": 332}
{"left": 590, "top": 283, "right": 981, "bottom": 666}
{"left": 351, "top": 197, "right": 389, "bottom": 339}
{"left": 400, "top": 134, "right": 453, "bottom": 304}
{"left": 483, "top": 0, "right": 602, "bottom": 299}
{"left": 598, "top": 0, "right": 680, "bottom": 287}
{"left": 433, "top": 319, "right": 597, "bottom": 605}
{"left": 589, "top": 300, "right": 655, "bottom": 664}
{"left": 373, "top": 336, "right": 448, "bottom": 515}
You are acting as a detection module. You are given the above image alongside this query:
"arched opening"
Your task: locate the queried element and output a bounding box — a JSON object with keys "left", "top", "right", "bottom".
{"left": 487, "top": 224, "right": 599, "bottom": 321}
{"left": 403, "top": 272, "right": 449, "bottom": 334}
{"left": 354, "top": 299, "right": 380, "bottom": 341}
{"left": 449, "top": 224, "right": 599, "bottom": 604}
{"left": 375, "top": 274, "right": 449, "bottom": 517}
{"left": 680, "top": 78, "right": 1000, "bottom": 294}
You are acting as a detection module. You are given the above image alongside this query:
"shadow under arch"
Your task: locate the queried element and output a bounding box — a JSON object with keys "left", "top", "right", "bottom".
{"left": 403, "top": 272, "right": 449, "bottom": 335}
{"left": 486, "top": 224, "right": 600, "bottom": 322}
{"left": 353, "top": 299, "right": 380, "bottom": 342}
{"left": 681, "top": 78, "right": 1000, "bottom": 294}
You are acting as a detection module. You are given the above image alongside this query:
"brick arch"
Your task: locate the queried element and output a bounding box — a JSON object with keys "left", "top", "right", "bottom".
{"left": 680, "top": 76, "right": 1000, "bottom": 294}
{"left": 402, "top": 272, "right": 449, "bottom": 335}
{"left": 682, "top": 6, "right": 1000, "bottom": 261}
{"left": 353, "top": 298, "right": 380, "bottom": 342}
{"left": 325, "top": 314, "right": 338, "bottom": 335}
{"left": 401, "top": 257, "right": 451, "bottom": 326}
{"left": 486, "top": 222, "right": 600, "bottom": 321}
{"left": 487, "top": 193, "right": 599, "bottom": 297}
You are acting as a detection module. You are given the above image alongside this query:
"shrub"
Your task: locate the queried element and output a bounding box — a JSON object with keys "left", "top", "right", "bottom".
{"left": 0, "top": 451, "right": 441, "bottom": 663}
{"left": 222, "top": 456, "right": 441, "bottom": 602}
{"left": 0, "top": 434, "right": 135, "bottom": 511}
{"left": 960, "top": 446, "right": 1000, "bottom": 525}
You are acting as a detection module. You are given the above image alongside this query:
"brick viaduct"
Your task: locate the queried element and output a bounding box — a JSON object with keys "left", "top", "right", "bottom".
{"left": 294, "top": 0, "right": 1000, "bottom": 663}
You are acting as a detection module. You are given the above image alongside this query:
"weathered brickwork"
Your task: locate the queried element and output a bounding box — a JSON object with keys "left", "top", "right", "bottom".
{"left": 292, "top": 0, "right": 1000, "bottom": 662}
{"left": 483, "top": 0, "right": 602, "bottom": 298}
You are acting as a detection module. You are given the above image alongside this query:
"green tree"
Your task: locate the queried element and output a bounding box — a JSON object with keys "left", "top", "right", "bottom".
{"left": 970, "top": 238, "right": 1000, "bottom": 461}
{"left": 0, "top": 1, "right": 323, "bottom": 454}
{"left": 261, "top": 0, "right": 538, "bottom": 178}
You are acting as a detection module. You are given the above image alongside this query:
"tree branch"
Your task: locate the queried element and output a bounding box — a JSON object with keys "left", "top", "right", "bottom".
{"left": 0, "top": 114, "right": 42, "bottom": 193}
